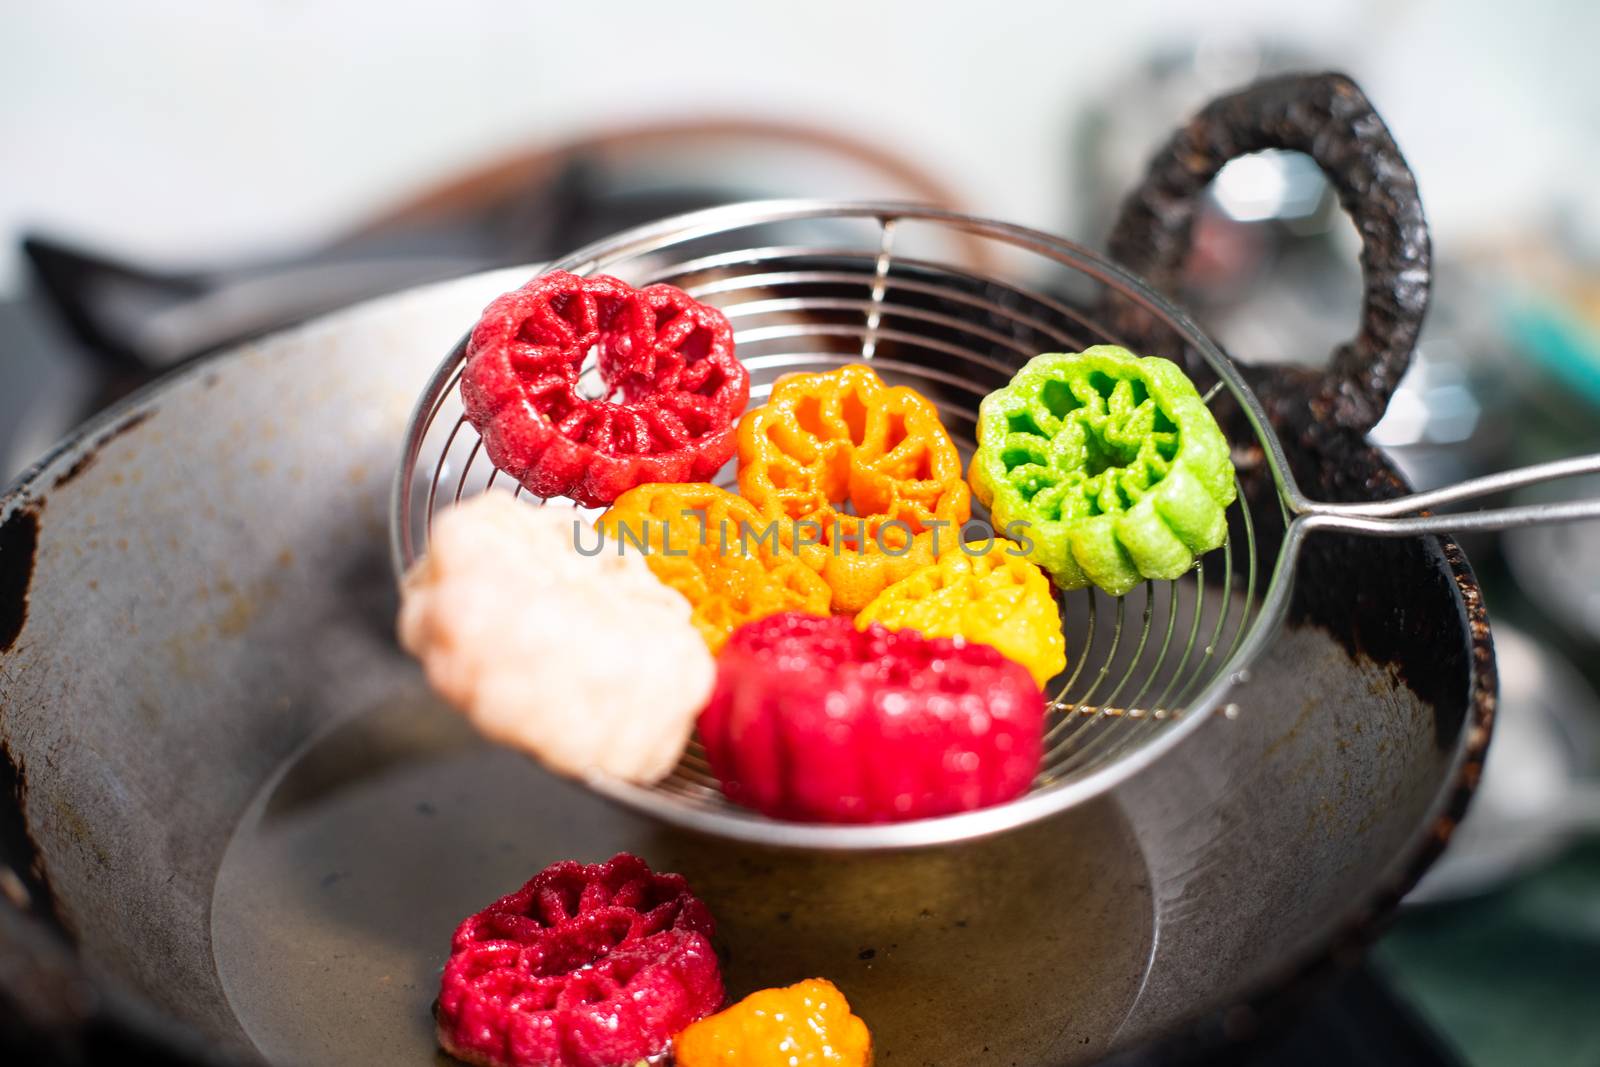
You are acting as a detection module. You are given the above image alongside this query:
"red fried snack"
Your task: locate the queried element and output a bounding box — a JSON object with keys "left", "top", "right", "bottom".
{"left": 461, "top": 271, "right": 749, "bottom": 507}
{"left": 700, "top": 613, "right": 1045, "bottom": 823}
{"left": 437, "top": 853, "right": 723, "bottom": 1067}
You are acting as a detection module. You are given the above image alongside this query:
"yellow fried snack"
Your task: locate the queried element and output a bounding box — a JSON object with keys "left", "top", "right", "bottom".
{"left": 597, "top": 482, "right": 831, "bottom": 652}
{"left": 737, "top": 363, "right": 971, "bottom": 614}
{"left": 674, "top": 978, "right": 872, "bottom": 1067}
{"left": 856, "top": 541, "right": 1065, "bottom": 688}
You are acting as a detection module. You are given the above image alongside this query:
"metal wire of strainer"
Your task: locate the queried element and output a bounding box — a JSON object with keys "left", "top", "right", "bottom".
{"left": 392, "top": 200, "right": 1600, "bottom": 849}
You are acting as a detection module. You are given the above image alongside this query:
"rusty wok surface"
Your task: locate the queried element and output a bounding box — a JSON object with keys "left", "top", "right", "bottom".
{"left": 0, "top": 75, "right": 1492, "bottom": 1067}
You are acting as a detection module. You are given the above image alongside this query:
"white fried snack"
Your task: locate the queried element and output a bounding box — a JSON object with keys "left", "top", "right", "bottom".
{"left": 398, "top": 492, "right": 713, "bottom": 784}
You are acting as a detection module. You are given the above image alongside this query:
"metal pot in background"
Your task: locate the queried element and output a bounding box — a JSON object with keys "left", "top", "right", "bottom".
{"left": 4, "top": 120, "right": 970, "bottom": 482}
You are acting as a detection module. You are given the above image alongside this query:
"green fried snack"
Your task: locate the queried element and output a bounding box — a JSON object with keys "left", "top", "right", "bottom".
{"left": 969, "top": 347, "right": 1237, "bottom": 596}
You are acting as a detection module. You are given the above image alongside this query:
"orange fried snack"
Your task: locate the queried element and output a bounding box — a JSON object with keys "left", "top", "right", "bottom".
{"left": 673, "top": 978, "right": 871, "bottom": 1067}
{"left": 736, "top": 364, "right": 971, "bottom": 613}
{"left": 597, "top": 482, "right": 832, "bottom": 652}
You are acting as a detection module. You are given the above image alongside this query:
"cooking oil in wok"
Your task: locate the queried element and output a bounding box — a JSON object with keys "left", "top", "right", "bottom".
{"left": 212, "top": 697, "right": 1156, "bottom": 1066}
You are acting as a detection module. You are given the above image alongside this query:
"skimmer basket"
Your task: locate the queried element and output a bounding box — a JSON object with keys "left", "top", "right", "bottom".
{"left": 393, "top": 199, "right": 1600, "bottom": 849}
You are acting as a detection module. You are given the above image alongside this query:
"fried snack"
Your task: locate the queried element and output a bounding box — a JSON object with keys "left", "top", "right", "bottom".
{"left": 855, "top": 542, "right": 1065, "bottom": 688}
{"left": 461, "top": 271, "right": 749, "bottom": 507}
{"left": 597, "top": 482, "right": 831, "bottom": 652}
{"left": 700, "top": 613, "right": 1044, "bottom": 823}
{"left": 398, "top": 493, "right": 712, "bottom": 783}
{"left": 737, "top": 363, "right": 970, "bottom": 613}
{"left": 674, "top": 978, "right": 871, "bottom": 1067}
{"left": 969, "top": 347, "right": 1236, "bottom": 596}
{"left": 437, "top": 853, "right": 723, "bottom": 1067}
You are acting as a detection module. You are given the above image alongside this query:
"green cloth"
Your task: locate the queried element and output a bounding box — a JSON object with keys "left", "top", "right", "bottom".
{"left": 1377, "top": 841, "right": 1600, "bottom": 1067}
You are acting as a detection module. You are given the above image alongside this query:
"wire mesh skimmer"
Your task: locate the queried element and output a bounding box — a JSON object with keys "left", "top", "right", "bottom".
{"left": 393, "top": 200, "right": 1600, "bottom": 849}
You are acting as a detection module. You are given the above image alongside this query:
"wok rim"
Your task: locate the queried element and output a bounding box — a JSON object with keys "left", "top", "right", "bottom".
{"left": 0, "top": 271, "right": 1496, "bottom": 1064}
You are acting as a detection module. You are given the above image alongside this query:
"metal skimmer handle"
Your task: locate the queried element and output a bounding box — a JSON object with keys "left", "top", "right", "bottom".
{"left": 1299, "top": 454, "right": 1600, "bottom": 535}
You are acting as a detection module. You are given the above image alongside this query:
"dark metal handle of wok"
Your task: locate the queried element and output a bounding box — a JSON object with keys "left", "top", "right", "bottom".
{"left": 1106, "top": 71, "right": 1431, "bottom": 438}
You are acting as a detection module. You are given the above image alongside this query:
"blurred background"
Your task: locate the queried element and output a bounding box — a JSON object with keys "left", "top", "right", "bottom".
{"left": 3, "top": 2, "right": 1599, "bottom": 1065}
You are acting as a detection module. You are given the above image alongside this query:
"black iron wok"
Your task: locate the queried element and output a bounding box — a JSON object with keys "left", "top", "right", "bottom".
{"left": 0, "top": 73, "right": 1489, "bottom": 1065}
